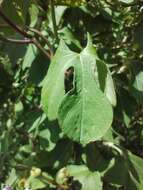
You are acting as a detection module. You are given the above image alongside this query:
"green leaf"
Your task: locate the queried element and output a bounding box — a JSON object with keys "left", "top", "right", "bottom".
{"left": 1, "top": 40, "right": 27, "bottom": 66}
{"left": 95, "top": 59, "right": 116, "bottom": 106}
{"left": 14, "top": 101, "right": 23, "bottom": 115}
{"left": 28, "top": 53, "right": 50, "bottom": 86}
{"left": 36, "top": 139, "right": 73, "bottom": 169}
{"left": 38, "top": 127, "right": 60, "bottom": 152}
{"left": 85, "top": 143, "right": 110, "bottom": 173}
{"left": 5, "top": 169, "right": 17, "bottom": 186}
{"left": 29, "top": 3, "right": 39, "bottom": 27}
{"left": 132, "top": 70, "right": 143, "bottom": 103}
{"left": 104, "top": 156, "right": 128, "bottom": 186}
{"left": 28, "top": 176, "right": 46, "bottom": 190}
{"left": 67, "top": 165, "right": 102, "bottom": 190}
{"left": 124, "top": 152, "right": 143, "bottom": 190}
{"left": 27, "top": 112, "right": 46, "bottom": 133}
{"left": 59, "top": 27, "right": 82, "bottom": 50}
{"left": 103, "top": 148, "right": 143, "bottom": 190}
{"left": 13, "top": 0, "right": 31, "bottom": 23}
{"left": 42, "top": 36, "right": 113, "bottom": 145}
{"left": 130, "top": 62, "right": 143, "bottom": 104}
{"left": 22, "top": 44, "right": 37, "bottom": 70}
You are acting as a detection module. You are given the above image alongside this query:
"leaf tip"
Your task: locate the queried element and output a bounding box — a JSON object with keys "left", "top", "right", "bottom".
{"left": 87, "top": 32, "right": 93, "bottom": 47}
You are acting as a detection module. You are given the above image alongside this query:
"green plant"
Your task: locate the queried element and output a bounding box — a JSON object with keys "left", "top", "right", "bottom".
{"left": 0, "top": 0, "right": 143, "bottom": 190}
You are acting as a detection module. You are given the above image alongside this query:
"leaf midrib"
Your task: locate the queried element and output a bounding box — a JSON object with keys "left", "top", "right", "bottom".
{"left": 79, "top": 55, "right": 86, "bottom": 144}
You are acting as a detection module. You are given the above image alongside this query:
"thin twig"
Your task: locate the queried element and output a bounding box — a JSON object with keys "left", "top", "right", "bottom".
{"left": 50, "top": 0, "right": 59, "bottom": 43}
{"left": 32, "top": 37, "right": 51, "bottom": 59}
{"left": 104, "top": 0, "right": 114, "bottom": 7}
{"left": 0, "top": 8, "right": 51, "bottom": 59}
{"left": 0, "top": 36, "right": 33, "bottom": 44}
{"left": 28, "top": 27, "right": 54, "bottom": 56}
{"left": 0, "top": 35, "right": 51, "bottom": 59}
{"left": 0, "top": 8, "right": 30, "bottom": 38}
{"left": 0, "top": 23, "right": 10, "bottom": 27}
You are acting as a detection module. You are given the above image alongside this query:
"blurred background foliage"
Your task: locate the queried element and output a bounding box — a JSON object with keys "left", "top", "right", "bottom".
{"left": 0, "top": 0, "right": 143, "bottom": 189}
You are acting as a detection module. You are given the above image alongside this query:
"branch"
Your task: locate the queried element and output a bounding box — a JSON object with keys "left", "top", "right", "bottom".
{"left": 0, "top": 8, "right": 51, "bottom": 59}
{"left": 0, "top": 9, "right": 30, "bottom": 38}
{"left": 28, "top": 27, "right": 54, "bottom": 56}
{"left": 0, "top": 35, "right": 51, "bottom": 59}
{"left": 32, "top": 37, "right": 51, "bottom": 59}
{"left": 0, "top": 36, "right": 33, "bottom": 44}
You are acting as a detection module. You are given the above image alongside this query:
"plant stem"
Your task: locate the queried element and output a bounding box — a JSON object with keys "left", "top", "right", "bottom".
{"left": 0, "top": 9, "right": 30, "bottom": 38}
{"left": 50, "top": 0, "right": 59, "bottom": 44}
{"left": 28, "top": 27, "right": 54, "bottom": 56}
{"left": 0, "top": 36, "right": 33, "bottom": 44}
{"left": 32, "top": 37, "right": 51, "bottom": 59}
{"left": 0, "top": 8, "right": 51, "bottom": 59}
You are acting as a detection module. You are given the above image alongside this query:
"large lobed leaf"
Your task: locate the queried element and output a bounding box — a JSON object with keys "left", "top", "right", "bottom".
{"left": 42, "top": 35, "right": 115, "bottom": 145}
